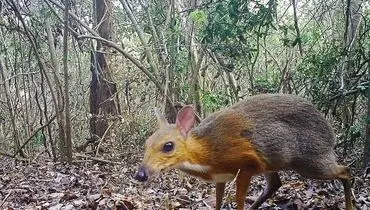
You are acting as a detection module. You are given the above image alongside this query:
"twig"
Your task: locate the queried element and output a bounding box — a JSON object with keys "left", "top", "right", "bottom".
{"left": 364, "top": 166, "right": 370, "bottom": 177}
{"left": 202, "top": 200, "right": 211, "bottom": 208}
{"left": 28, "top": 179, "right": 53, "bottom": 182}
{"left": 223, "top": 169, "right": 240, "bottom": 207}
{"left": 14, "top": 115, "right": 57, "bottom": 157}
{"left": 74, "top": 153, "right": 122, "bottom": 165}
{"left": 31, "top": 149, "right": 47, "bottom": 163}
{"left": 0, "top": 189, "right": 12, "bottom": 207}
{"left": 0, "top": 71, "right": 39, "bottom": 85}
{"left": 179, "top": 0, "right": 222, "bottom": 13}
{"left": 101, "top": 177, "right": 110, "bottom": 191}
{"left": 329, "top": 81, "right": 369, "bottom": 101}
{"left": 96, "top": 122, "right": 116, "bottom": 156}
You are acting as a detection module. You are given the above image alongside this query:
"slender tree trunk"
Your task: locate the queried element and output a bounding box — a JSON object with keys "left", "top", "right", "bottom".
{"left": 89, "top": 0, "right": 121, "bottom": 147}
{"left": 0, "top": 57, "right": 25, "bottom": 158}
{"left": 62, "top": 0, "right": 73, "bottom": 163}
{"left": 341, "top": 0, "right": 362, "bottom": 153}
{"left": 8, "top": 0, "right": 68, "bottom": 160}
{"left": 214, "top": 53, "right": 239, "bottom": 102}
{"left": 45, "top": 14, "right": 67, "bottom": 161}
{"left": 119, "top": 0, "right": 159, "bottom": 76}
{"left": 185, "top": 0, "right": 202, "bottom": 116}
{"left": 292, "top": 0, "right": 303, "bottom": 55}
{"left": 163, "top": 0, "right": 180, "bottom": 123}
{"left": 364, "top": 51, "right": 370, "bottom": 168}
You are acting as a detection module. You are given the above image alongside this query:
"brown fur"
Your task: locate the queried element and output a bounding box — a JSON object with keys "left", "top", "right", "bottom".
{"left": 138, "top": 94, "right": 354, "bottom": 210}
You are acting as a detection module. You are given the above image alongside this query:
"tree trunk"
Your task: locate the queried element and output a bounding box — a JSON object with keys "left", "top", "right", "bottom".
{"left": 45, "top": 15, "right": 67, "bottom": 161}
{"left": 364, "top": 51, "right": 370, "bottom": 168}
{"left": 341, "top": 0, "right": 362, "bottom": 153}
{"left": 89, "top": 0, "right": 120, "bottom": 146}
{"left": 62, "top": 0, "right": 73, "bottom": 163}
{"left": 292, "top": 0, "right": 303, "bottom": 55}
{"left": 185, "top": 0, "right": 202, "bottom": 116}
{"left": 0, "top": 57, "right": 26, "bottom": 158}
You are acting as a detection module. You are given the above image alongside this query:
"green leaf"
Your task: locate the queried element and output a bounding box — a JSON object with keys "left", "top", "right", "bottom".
{"left": 190, "top": 10, "right": 207, "bottom": 27}
{"left": 34, "top": 131, "right": 45, "bottom": 146}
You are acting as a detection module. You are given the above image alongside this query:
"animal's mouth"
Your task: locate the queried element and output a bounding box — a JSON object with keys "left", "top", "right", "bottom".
{"left": 135, "top": 163, "right": 177, "bottom": 182}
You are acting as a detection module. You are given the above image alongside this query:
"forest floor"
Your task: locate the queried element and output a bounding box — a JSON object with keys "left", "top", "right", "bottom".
{"left": 0, "top": 150, "right": 369, "bottom": 210}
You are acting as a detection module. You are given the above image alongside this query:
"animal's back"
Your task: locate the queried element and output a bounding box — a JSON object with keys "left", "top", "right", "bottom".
{"left": 192, "top": 94, "right": 337, "bottom": 173}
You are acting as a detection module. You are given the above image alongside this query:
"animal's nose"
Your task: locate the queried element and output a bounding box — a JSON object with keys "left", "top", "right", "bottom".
{"left": 135, "top": 166, "right": 148, "bottom": 182}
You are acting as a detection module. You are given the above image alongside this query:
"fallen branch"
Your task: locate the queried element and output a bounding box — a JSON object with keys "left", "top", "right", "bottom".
{"left": 0, "top": 189, "right": 12, "bottom": 207}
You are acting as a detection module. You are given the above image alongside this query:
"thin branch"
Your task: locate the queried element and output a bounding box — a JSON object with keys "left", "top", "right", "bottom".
{"left": 179, "top": 0, "right": 222, "bottom": 13}
{"left": 329, "top": 82, "right": 369, "bottom": 101}
{"left": 95, "top": 122, "right": 116, "bottom": 157}
{"left": 77, "top": 34, "right": 163, "bottom": 91}
{"left": 119, "top": 0, "right": 159, "bottom": 76}
{"left": 292, "top": 0, "right": 303, "bottom": 55}
{"left": 45, "top": 0, "right": 162, "bottom": 92}
{"left": 14, "top": 115, "right": 57, "bottom": 157}
{"left": 0, "top": 189, "right": 12, "bottom": 207}
{"left": 0, "top": 71, "right": 39, "bottom": 85}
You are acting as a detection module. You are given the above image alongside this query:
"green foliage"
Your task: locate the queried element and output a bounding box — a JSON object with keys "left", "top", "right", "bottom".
{"left": 200, "top": 0, "right": 276, "bottom": 59}
{"left": 202, "top": 90, "right": 230, "bottom": 112}
{"left": 295, "top": 45, "right": 342, "bottom": 106}
{"left": 190, "top": 10, "right": 207, "bottom": 27}
{"left": 349, "top": 124, "right": 363, "bottom": 139}
{"left": 34, "top": 131, "right": 45, "bottom": 147}
{"left": 301, "top": 30, "right": 321, "bottom": 44}
{"left": 253, "top": 77, "right": 279, "bottom": 94}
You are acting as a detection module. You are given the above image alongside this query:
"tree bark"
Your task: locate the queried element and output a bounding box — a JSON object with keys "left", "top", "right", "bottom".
{"left": 89, "top": 0, "right": 121, "bottom": 145}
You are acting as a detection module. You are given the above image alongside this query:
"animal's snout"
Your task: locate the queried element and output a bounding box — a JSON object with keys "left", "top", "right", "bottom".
{"left": 135, "top": 166, "right": 148, "bottom": 182}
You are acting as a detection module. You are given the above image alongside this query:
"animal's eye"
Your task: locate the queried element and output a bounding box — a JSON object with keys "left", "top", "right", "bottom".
{"left": 162, "top": 142, "right": 174, "bottom": 153}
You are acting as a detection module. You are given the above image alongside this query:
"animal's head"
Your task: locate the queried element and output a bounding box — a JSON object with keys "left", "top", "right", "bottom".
{"left": 134, "top": 106, "right": 196, "bottom": 182}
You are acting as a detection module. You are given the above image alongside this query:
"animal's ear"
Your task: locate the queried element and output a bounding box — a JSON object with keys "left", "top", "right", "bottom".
{"left": 154, "top": 107, "right": 168, "bottom": 128}
{"left": 176, "top": 105, "right": 196, "bottom": 136}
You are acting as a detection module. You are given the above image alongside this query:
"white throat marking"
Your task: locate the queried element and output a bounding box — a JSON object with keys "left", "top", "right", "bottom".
{"left": 177, "top": 161, "right": 211, "bottom": 173}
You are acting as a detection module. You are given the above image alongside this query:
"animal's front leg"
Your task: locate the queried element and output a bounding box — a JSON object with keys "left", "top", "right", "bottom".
{"left": 215, "top": 182, "right": 226, "bottom": 210}
{"left": 236, "top": 171, "right": 252, "bottom": 210}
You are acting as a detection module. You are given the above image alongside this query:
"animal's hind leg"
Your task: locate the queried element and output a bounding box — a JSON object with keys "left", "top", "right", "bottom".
{"left": 323, "top": 165, "right": 353, "bottom": 210}
{"left": 249, "top": 172, "right": 282, "bottom": 210}
{"left": 336, "top": 166, "right": 354, "bottom": 210}
{"left": 296, "top": 164, "right": 354, "bottom": 210}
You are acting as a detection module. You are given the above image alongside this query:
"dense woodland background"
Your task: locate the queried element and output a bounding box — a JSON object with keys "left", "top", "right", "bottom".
{"left": 0, "top": 0, "right": 370, "bottom": 209}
